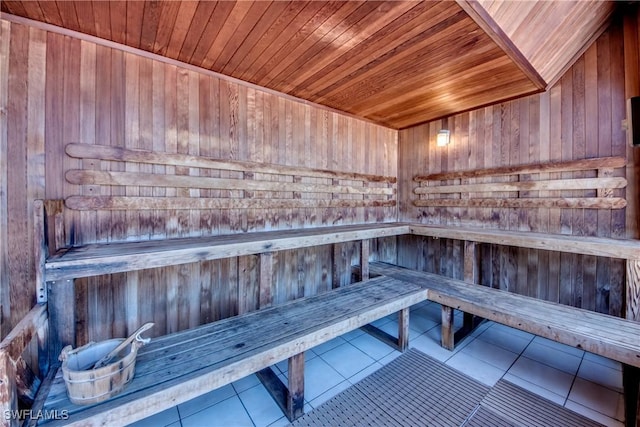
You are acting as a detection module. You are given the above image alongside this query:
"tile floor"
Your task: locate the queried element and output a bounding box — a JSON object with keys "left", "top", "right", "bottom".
{"left": 129, "top": 300, "right": 625, "bottom": 427}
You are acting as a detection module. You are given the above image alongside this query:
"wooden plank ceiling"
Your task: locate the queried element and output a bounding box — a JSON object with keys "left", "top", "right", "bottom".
{"left": 0, "top": 0, "right": 616, "bottom": 129}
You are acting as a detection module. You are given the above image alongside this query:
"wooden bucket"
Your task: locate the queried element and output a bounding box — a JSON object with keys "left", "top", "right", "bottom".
{"left": 60, "top": 325, "right": 152, "bottom": 405}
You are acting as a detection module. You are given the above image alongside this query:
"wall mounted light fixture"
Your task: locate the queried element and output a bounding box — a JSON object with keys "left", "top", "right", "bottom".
{"left": 436, "top": 129, "right": 450, "bottom": 147}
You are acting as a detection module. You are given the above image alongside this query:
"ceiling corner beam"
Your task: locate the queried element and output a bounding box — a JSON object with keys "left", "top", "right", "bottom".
{"left": 456, "top": 0, "right": 547, "bottom": 90}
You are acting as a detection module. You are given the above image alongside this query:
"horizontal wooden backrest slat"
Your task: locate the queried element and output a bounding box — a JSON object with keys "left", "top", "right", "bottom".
{"left": 413, "top": 177, "right": 626, "bottom": 194}
{"left": 412, "top": 156, "right": 626, "bottom": 210}
{"left": 66, "top": 170, "right": 395, "bottom": 195}
{"left": 65, "top": 196, "right": 396, "bottom": 211}
{"left": 66, "top": 143, "right": 396, "bottom": 184}
{"left": 414, "top": 156, "right": 625, "bottom": 181}
{"left": 413, "top": 197, "right": 627, "bottom": 209}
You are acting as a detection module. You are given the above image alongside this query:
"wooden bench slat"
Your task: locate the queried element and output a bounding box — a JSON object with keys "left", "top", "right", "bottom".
{"left": 36, "top": 276, "right": 427, "bottom": 426}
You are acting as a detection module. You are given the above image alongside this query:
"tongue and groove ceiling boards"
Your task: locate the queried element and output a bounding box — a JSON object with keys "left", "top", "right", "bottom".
{"left": 0, "top": 0, "right": 616, "bottom": 129}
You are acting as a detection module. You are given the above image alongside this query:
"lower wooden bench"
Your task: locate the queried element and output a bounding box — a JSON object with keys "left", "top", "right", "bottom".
{"left": 369, "top": 261, "right": 640, "bottom": 427}
{"left": 30, "top": 275, "right": 427, "bottom": 427}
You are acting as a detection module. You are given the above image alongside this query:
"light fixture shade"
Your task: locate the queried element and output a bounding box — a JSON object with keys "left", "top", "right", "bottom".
{"left": 436, "top": 130, "right": 450, "bottom": 147}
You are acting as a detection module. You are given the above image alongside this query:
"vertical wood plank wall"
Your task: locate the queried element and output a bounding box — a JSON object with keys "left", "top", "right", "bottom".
{"left": 398, "top": 17, "right": 629, "bottom": 316}
{"left": 0, "top": 18, "right": 398, "bottom": 341}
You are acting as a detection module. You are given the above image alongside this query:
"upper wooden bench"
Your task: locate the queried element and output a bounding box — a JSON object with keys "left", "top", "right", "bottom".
{"left": 43, "top": 222, "right": 410, "bottom": 282}
{"left": 31, "top": 275, "right": 426, "bottom": 426}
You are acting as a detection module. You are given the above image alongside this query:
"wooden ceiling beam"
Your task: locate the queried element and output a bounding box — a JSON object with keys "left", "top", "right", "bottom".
{"left": 456, "top": 0, "right": 547, "bottom": 90}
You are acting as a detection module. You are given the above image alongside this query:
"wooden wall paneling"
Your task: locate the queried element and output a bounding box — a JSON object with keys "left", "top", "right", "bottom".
{"left": 363, "top": 120, "right": 373, "bottom": 223}
{"left": 583, "top": 44, "right": 599, "bottom": 312}
{"left": 314, "top": 109, "right": 327, "bottom": 225}
{"left": 224, "top": 79, "right": 239, "bottom": 233}
{"left": 609, "top": 21, "right": 627, "bottom": 318}
{"left": 508, "top": 103, "right": 529, "bottom": 295}
{"left": 247, "top": 87, "right": 261, "bottom": 231}
{"left": 262, "top": 91, "right": 275, "bottom": 228}
{"left": 0, "top": 19, "right": 10, "bottom": 337}
{"left": 416, "top": 126, "right": 430, "bottom": 221}
{"left": 175, "top": 67, "right": 190, "bottom": 236}
{"left": 26, "top": 26, "right": 46, "bottom": 293}
{"left": 526, "top": 96, "right": 540, "bottom": 298}
{"left": 122, "top": 52, "right": 141, "bottom": 335}
{"left": 546, "top": 83, "right": 562, "bottom": 304}
{"left": 430, "top": 121, "right": 441, "bottom": 225}
{"left": 151, "top": 60, "right": 166, "bottom": 237}
{"left": 498, "top": 103, "right": 513, "bottom": 292}
{"left": 236, "top": 84, "right": 249, "bottom": 232}
{"left": 319, "top": 245, "right": 333, "bottom": 294}
{"left": 237, "top": 255, "right": 259, "bottom": 316}
{"left": 281, "top": 250, "right": 298, "bottom": 305}
{"left": 62, "top": 35, "right": 82, "bottom": 249}
{"left": 558, "top": 69, "right": 574, "bottom": 307}
{"left": 198, "top": 73, "right": 213, "bottom": 325}
{"left": 2, "top": 16, "right": 399, "bottom": 343}
{"left": 571, "top": 56, "right": 586, "bottom": 308}
{"left": 292, "top": 100, "right": 303, "bottom": 229}
{"left": 216, "top": 258, "right": 230, "bottom": 320}
{"left": 79, "top": 42, "right": 97, "bottom": 247}
{"left": 227, "top": 257, "right": 239, "bottom": 319}
{"left": 7, "top": 22, "right": 34, "bottom": 329}
{"left": 398, "top": 18, "right": 627, "bottom": 314}
{"left": 186, "top": 69, "right": 201, "bottom": 329}
{"left": 108, "top": 48, "right": 126, "bottom": 241}
{"left": 138, "top": 55, "right": 154, "bottom": 239}
{"left": 397, "top": 128, "right": 412, "bottom": 223}
{"left": 467, "top": 110, "right": 478, "bottom": 227}
{"left": 137, "top": 55, "right": 157, "bottom": 336}
{"left": 209, "top": 75, "right": 222, "bottom": 237}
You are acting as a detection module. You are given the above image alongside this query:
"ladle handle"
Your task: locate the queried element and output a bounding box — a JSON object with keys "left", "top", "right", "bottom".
{"left": 92, "top": 322, "right": 154, "bottom": 369}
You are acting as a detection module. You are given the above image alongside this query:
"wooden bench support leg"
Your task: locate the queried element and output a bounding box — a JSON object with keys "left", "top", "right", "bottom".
{"left": 287, "top": 352, "right": 305, "bottom": 421}
{"left": 441, "top": 305, "right": 455, "bottom": 351}
{"left": 398, "top": 307, "right": 409, "bottom": 352}
{"left": 452, "top": 313, "right": 484, "bottom": 347}
{"left": 463, "top": 312, "right": 474, "bottom": 331}
{"left": 360, "top": 239, "right": 370, "bottom": 281}
{"left": 361, "top": 308, "right": 411, "bottom": 353}
{"left": 623, "top": 364, "right": 640, "bottom": 427}
{"left": 257, "top": 353, "right": 305, "bottom": 422}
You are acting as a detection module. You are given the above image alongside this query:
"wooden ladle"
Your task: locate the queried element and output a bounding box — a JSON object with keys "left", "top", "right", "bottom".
{"left": 92, "top": 322, "right": 154, "bottom": 369}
